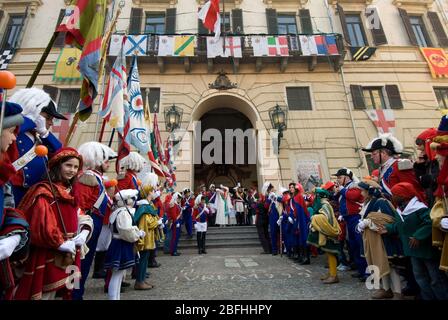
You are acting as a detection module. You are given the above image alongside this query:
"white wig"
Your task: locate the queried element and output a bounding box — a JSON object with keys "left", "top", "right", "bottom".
{"left": 120, "top": 152, "right": 147, "bottom": 172}
{"left": 78, "top": 141, "right": 117, "bottom": 169}
{"left": 8, "top": 88, "right": 55, "bottom": 121}
{"left": 140, "top": 171, "right": 158, "bottom": 189}
{"left": 170, "top": 192, "right": 182, "bottom": 206}
{"left": 195, "top": 194, "right": 203, "bottom": 206}
{"left": 262, "top": 181, "right": 271, "bottom": 195}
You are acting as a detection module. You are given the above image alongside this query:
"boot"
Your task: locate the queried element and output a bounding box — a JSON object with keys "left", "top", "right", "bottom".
{"left": 92, "top": 251, "right": 107, "bottom": 279}
{"left": 197, "top": 232, "right": 202, "bottom": 254}
{"left": 201, "top": 232, "right": 207, "bottom": 254}
{"left": 294, "top": 247, "right": 304, "bottom": 263}
{"left": 371, "top": 289, "right": 394, "bottom": 299}
{"left": 322, "top": 276, "right": 339, "bottom": 284}
{"left": 148, "top": 250, "right": 161, "bottom": 268}
{"left": 299, "top": 246, "right": 310, "bottom": 265}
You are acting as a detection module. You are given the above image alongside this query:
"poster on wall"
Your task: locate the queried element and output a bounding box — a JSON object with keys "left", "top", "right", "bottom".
{"left": 296, "top": 159, "right": 323, "bottom": 192}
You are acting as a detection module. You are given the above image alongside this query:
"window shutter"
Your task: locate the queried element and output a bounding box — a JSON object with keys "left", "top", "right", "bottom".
{"left": 350, "top": 85, "right": 366, "bottom": 109}
{"left": 266, "top": 8, "right": 278, "bottom": 34}
{"left": 299, "top": 9, "right": 313, "bottom": 34}
{"left": 398, "top": 8, "right": 418, "bottom": 46}
{"left": 232, "top": 9, "right": 244, "bottom": 34}
{"left": 129, "top": 7, "right": 143, "bottom": 34}
{"left": 148, "top": 88, "right": 160, "bottom": 113}
{"left": 286, "top": 87, "right": 312, "bottom": 111}
{"left": 54, "top": 9, "right": 66, "bottom": 47}
{"left": 337, "top": 4, "right": 351, "bottom": 46}
{"left": 366, "top": 8, "right": 387, "bottom": 45}
{"left": 428, "top": 12, "right": 448, "bottom": 47}
{"left": 43, "top": 85, "right": 59, "bottom": 101}
{"left": 386, "top": 85, "right": 403, "bottom": 109}
{"left": 165, "top": 8, "right": 176, "bottom": 34}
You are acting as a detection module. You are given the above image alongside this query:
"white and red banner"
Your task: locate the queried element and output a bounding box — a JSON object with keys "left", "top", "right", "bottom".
{"left": 206, "top": 37, "right": 242, "bottom": 58}
{"left": 198, "top": 0, "right": 221, "bottom": 41}
{"left": 365, "top": 109, "right": 396, "bottom": 135}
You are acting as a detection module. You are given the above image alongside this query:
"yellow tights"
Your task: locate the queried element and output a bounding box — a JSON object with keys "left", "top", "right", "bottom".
{"left": 327, "top": 253, "right": 337, "bottom": 277}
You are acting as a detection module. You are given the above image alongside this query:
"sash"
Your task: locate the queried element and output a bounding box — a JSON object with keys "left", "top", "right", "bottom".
{"left": 91, "top": 171, "right": 107, "bottom": 214}
{"left": 196, "top": 206, "right": 207, "bottom": 220}
{"left": 131, "top": 174, "right": 139, "bottom": 189}
{"left": 12, "top": 135, "right": 38, "bottom": 171}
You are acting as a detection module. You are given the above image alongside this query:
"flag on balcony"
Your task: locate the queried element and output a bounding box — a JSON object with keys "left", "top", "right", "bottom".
{"left": 158, "top": 36, "right": 195, "bottom": 57}
{"left": 314, "top": 35, "right": 328, "bottom": 56}
{"left": 100, "top": 36, "right": 127, "bottom": 130}
{"left": 350, "top": 46, "right": 376, "bottom": 61}
{"left": 198, "top": 0, "right": 221, "bottom": 41}
{"left": 109, "top": 34, "right": 148, "bottom": 56}
{"left": 252, "top": 36, "right": 288, "bottom": 57}
{"left": 53, "top": 47, "right": 82, "bottom": 81}
{"left": 299, "top": 36, "right": 318, "bottom": 56}
{"left": 57, "top": 0, "right": 107, "bottom": 121}
{"left": 365, "top": 109, "right": 396, "bottom": 135}
{"left": 207, "top": 37, "right": 242, "bottom": 58}
{"left": 420, "top": 47, "right": 448, "bottom": 78}
{"left": 325, "top": 35, "right": 339, "bottom": 55}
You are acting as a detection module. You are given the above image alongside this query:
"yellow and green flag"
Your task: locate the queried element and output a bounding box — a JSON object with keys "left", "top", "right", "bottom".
{"left": 174, "top": 36, "right": 195, "bottom": 57}
{"left": 53, "top": 48, "right": 82, "bottom": 81}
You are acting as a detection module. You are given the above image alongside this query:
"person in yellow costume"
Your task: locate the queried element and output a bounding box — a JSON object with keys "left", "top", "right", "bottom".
{"left": 133, "top": 172, "right": 164, "bottom": 290}
{"left": 307, "top": 188, "right": 342, "bottom": 284}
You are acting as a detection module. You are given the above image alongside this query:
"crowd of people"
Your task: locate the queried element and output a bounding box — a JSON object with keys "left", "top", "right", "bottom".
{"left": 0, "top": 87, "right": 448, "bottom": 300}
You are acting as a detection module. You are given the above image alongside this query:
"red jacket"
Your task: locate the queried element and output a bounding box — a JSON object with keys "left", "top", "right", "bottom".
{"left": 167, "top": 204, "right": 181, "bottom": 222}
{"left": 117, "top": 170, "right": 138, "bottom": 192}
{"left": 384, "top": 160, "right": 425, "bottom": 201}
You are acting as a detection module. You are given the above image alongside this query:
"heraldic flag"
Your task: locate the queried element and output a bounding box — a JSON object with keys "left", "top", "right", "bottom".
{"left": 57, "top": 0, "right": 107, "bottom": 121}
{"left": 365, "top": 109, "right": 396, "bottom": 135}
{"left": 53, "top": 47, "right": 82, "bottom": 81}
{"left": 127, "top": 56, "right": 164, "bottom": 177}
{"left": 158, "top": 36, "right": 195, "bottom": 57}
{"left": 420, "top": 47, "right": 448, "bottom": 78}
{"left": 350, "top": 46, "right": 376, "bottom": 61}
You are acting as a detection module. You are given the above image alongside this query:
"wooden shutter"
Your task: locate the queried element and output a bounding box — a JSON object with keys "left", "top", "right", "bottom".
{"left": 386, "top": 85, "right": 403, "bottom": 109}
{"left": 266, "top": 8, "right": 278, "bottom": 34}
{"left": 366, "top": 7, "right": 387, "bottom": 46}
{"left": 232, "top": 9, "right": 244, "bottom": 34}
{"left": 165, "top": 8, "right": 176, "bottom": 34}
{"left": 54, "top": 9, "right": 66, "bottom": 47}
{"left": 428, "top": 12, "right": 448, "bottom": 47}
{"left": 337, "top": 4, "right": 351, "bottom": 46}
{"left": 299, "top": 9, "right": 313, "bottom": 34}
{"left": 129, "top": 7, "right": 143, "bottom": 34}
{"left": 42, "top": 85, "right": 59, "bottom": 101}
{"left": 350, "top": 85, "right": 366, "bottom": 109}
{"left": 398, "top": 8, "right": 418, "bottom": 46}
{"left": 286, "top": 87, "right": 312, "bottom": 111}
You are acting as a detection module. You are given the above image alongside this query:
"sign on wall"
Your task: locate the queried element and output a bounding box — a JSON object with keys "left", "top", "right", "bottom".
{"left": 296, "top": 159, "right": 323, "bottom": 192}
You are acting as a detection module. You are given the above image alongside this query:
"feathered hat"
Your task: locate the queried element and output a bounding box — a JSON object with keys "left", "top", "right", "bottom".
{"left": 119, "top": 152, "right": 147, "bottom": 173}
{"left": 139, "top": 171, "right": 158, "bottom": 198}
{"left": 77, "top": 141, "right": 117, "bottom": 169}
{"left": 362, "top": 133, "right": 403, "bottom": 155}
{"left": 195, "top": 194, "right": 203, "bottom": 206}
{"left": 8, "top": 88, "right": 58, "bottom": 122}
{"left": 170, "top": 192, "right": 182, "bottom": 205}
{"left": 261, "top": 181, "right": 272, "bottom": 195}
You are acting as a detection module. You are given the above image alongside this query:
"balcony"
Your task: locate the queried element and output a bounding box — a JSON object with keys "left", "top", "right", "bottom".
{"left": 107, "top": 33, "right": 345, "bottom": 74}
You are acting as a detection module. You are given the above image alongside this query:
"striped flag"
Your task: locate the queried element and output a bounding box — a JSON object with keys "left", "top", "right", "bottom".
{"left": 100, "top": 36, "right": 127, "bottom": 130}
{"left": 350, "top": 46, "right": 377, "bottom": 61}
{"left": 57, "top": 0, "right": 107, "bottom": 121}
{"left": 153, "top": 113, "right": 172, "bottom": 179}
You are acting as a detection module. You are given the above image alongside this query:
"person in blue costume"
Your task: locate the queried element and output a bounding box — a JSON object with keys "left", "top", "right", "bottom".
{"left": 267, "top": 190, "right": 280, "bottom": 255}
{"left": 356, "top": 179, "right": 404, "bottom": 299}
{"left": 277, "top": 187, "right": 292, "bottom": 257}
{"left": 8, "top": 88, "right": 66, "bottom": 205}
{"left": 290, "top": 182, "right": 311, "bottom": 264}
{"left": 181, "top": 188, "right": 194, "bottom": 238}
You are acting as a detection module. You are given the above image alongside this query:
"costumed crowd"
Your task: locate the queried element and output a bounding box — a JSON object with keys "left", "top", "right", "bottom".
{"left": 1, "top": 87, "right": 448, "bottom": 300}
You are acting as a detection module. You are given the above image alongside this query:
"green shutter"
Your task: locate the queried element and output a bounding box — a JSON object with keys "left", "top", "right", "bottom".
{"left": 232, "top": 9, "right": 244, "bottom": 34}
{"left": 386, "top": 85, "right": 403, "bottom": 109}
{"left": 428, "top": 12, "right": 448, "bottom": 47}
{"left": 266, "top": 8, "right": 278, "bottom": 34}
{"left": 299, "top": 9, "right": 313, "bottom": 34}
{"left": 398, "top": 8, "right": 418, "bottom": 46}
{"left": 286, "top": 87, "right": 312, "bottom": 111}
{"left": 350, "top": 85, "right": 366, "bottom": 109}
{"left": 337, "top": 4, "right": 351, "bottom": 46}
{"left": 165, "top": 8, "right": 176, "bottom": 34}
{"left": 129, "top": 8, "right": 143, "bottom": 34}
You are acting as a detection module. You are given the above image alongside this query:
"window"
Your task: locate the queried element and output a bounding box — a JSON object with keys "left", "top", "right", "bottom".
{"left": 145, "top": 13, "right": 165, "bottom": 34}
{"left": 286, "top": 87, "right": 312, "bottom": 111}
{"left": 435, "top": 87, "right": 448, "bottom": 109}
{"left": 58, "top": 89, "right": 80, "bottom": 114}
{"left": 1, "top": 14, "right": 25, "bottom": 50}
{"left": 143, "top": 88, "right": 160, "bottom": 113}
{"left": 277, "top": 14, "right": 297, "bottom": 34}
{"left": 346, "top": 14, "right": 367, "bottom": 47}
{"left": 409, "top": 16, "right": 432, "bottom": 47}
{"left": 362, "top": 87, "right": 387, "bottom": 110}
{"left": 221, "top": 13, "right": 231, "bottom": 33}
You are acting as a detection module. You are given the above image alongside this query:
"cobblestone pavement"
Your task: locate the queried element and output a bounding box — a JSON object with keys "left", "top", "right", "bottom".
{"left": 84, "top": 247, "right": 374, "bottom": 300}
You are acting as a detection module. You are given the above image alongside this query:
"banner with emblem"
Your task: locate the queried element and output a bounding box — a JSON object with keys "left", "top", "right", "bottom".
{"left": 420, "top": 47, "right": 448, "bottom": 78}
{"left": 207, "top": 37, "right": 242, "bottom": 58}
{"left": 365, "top": 109, "right": 396, "bottom": 135}
{"left": 109, "top": 34, "right": 148, "bottom": 56}
{"left": 158, "top": 35, "right": 195, "bottom": 57}
{"left": 53, "top": 48, "right": 82, "bottom": 81}
{"left": 252, "top": 36, "right": 288, "bottom": 57}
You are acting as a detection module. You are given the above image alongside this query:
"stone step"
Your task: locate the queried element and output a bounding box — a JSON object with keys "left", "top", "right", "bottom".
{"left": 178, "top": 239, "right": 261, "bottom": 249}
{"left": 179, "top": 234, "right": 259, "bottom": 242}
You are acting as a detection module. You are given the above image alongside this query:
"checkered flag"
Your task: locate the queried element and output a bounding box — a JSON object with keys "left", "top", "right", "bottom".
{"left": 0, "top": 49, "right": 15, "bottom": 70}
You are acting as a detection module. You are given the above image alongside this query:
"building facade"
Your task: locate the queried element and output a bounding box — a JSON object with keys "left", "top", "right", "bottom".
{"left": 1, "top": 0, "right": 448, "bottom": 190}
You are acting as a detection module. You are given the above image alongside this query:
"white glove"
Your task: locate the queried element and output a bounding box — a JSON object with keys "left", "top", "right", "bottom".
{"left": 0, "top": 235, "right": 21, "bottom": 260}
{"left": 441, "top": 217, "right": 448, "bottom": 230}
{"left": 194, "top": 223, "right": 198, "bottom": 230}
{"left": 338, "top": 215, "right": 344, "bottom": 222}
{"left": 288, "top": 217, "right": 294, "bottom": 224}
{"left": 35, "top": 115, "right": 49, "bottom": 138}
{"left": 277, "top": 218, "right": 282, "bottom": 226}
{"left": 138, "top": 230, "right": 146, "bottom": 238}
{"left": 73, "top": 230, "right": 90, "bottom": 247}
{"left": 176, "top": 223, "right": 180, "bottom": 228}
{"left": 58, "top": 240, "right": 76, "bottom": 254}
{"left": 154, "top": 190, "right": 161, "bottom": 199}
{"left": 356, "top": 220, "right": 367, "bottom": 233}
{"left": 157, "top": 218, "right": 163, "bottom": 225}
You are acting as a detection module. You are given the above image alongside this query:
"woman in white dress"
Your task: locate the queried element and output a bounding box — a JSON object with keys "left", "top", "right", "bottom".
{"left": 215, "top": 185, "right": 233, "bottom": 227}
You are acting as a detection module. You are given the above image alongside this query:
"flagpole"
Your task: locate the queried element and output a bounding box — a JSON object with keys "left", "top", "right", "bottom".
{"left": 222, "top": 0, "right": 225, "bottom": 53}
{"left": 27, "top": 32, "right": 59, "bottom": 88}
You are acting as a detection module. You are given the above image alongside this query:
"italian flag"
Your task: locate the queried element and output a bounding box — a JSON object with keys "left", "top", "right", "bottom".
{"left": 268, "top": 36, "right": 289, "bottom": 57}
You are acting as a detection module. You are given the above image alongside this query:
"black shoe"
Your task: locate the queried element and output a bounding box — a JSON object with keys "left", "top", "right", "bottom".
{"left": 202, "top": 250, "right": 207, "bottom": 254}
{"left": 92, "top": 270, "right": 106, "bottom": 279}
{"left": 299, "top": 258, "right": 310, "bottom": 265}
{"left": 171, "top": 252, "right": 181, "bottom": 256}
{"left": 121, "top": 281, "right": 131, "bottom": 288}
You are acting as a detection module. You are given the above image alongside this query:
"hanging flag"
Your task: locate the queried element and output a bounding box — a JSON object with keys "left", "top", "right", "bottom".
{"left": 109, "top": 34, "right": 149, "bottom": 56}
{"left": 420, "top": 47, "right": 448, "bottom": 78}
{"left": 299, "top": 35, "right": 318, "bottom": 56}
{"left": 267, "top": 36, "right": 289, "bottom": 56}
{"left": 365, "top": 109, "right": 396, "bottom": 135}
{"left": 198, "top": 0, "right": 221, "bottom": 41}
{"left": 100, "top": 36, "right": 127, "bottom": 130}
{"left": 157, "top": 35, "right": 196, "bottom": 57}
{"left": 57, "top": 0, "right": 107, "bottom": 121}
{"left": 314, "top": 35, "right": 328, "bottom": 56}
{"left": 207, "top": 37, "right": 242, "bottom": 58}
{"left": 0, "top": 49, "right": 15, "bottom": 70}
{"left": 252, "top": 36, "right": 268, "bottom": 56}
{"left": 153, "top": 113, "right": 171, "bottom": 179}
{"left": 127, "top": 56, "right": 164, "bottom": 177}
{"left": 325, "top": 35, "right": 339, "bottom": 55}
{"left": 350, "top": 46, "right": 377, "bottom": 61}
{"left": 289, "top": 36, "right": 300, "bottom": 52}
{"left": 53, "top": 47, "right": 82, "bottom": 81}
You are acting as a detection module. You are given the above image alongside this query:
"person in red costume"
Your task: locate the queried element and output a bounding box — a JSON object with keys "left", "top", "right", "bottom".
{"left": 14, "top": 148, "right": 93, "bottom": 300}
{"left": 117, "top": 152, "right": 146, "bottom": 191}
